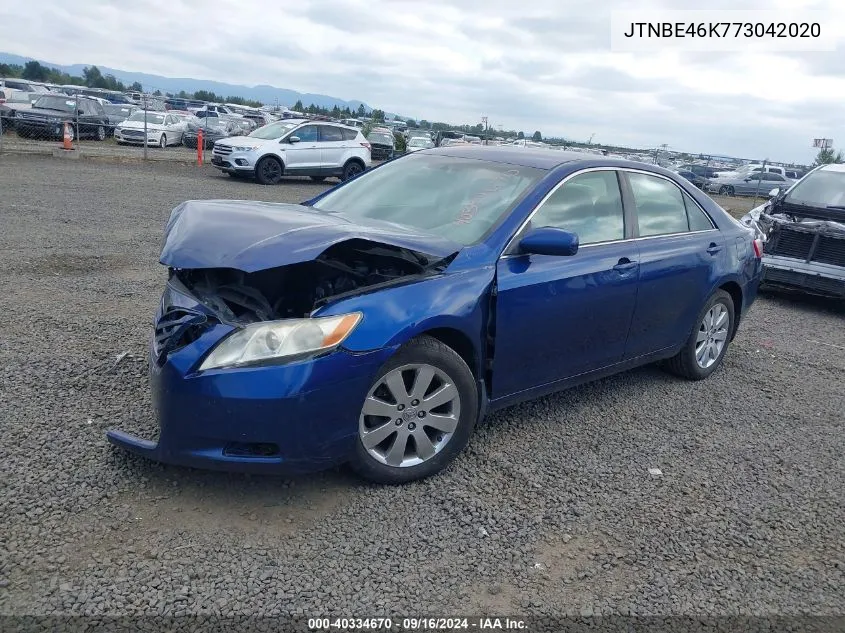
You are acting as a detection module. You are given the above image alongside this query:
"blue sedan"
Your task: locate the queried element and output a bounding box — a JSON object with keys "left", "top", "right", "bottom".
{"left": 107, "top": 146, "right": 763, "bottom": 484}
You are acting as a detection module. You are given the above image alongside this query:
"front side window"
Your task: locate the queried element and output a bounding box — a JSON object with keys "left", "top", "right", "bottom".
{"left": 530, "top": 171, "right": 625, "bottom": 245}
{"left": 627, "top": 172, "right": 689, "bottom": 237}
{"left": 293, "top": 125, "right": 319, "bottom": 142}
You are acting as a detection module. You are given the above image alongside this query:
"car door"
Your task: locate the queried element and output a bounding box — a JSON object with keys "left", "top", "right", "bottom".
{"left": 316, "top": 125, "right": 346, "bottom": 173}
{"left": 740, "top": 173, "right": 768, "bottom": 195}
{"left": 283, "top": 124, "right": 321, "bottom": 172}
{"left": 621, "top": 170, "right": 724, "bottom": 359}
{"left": 492, "top": 169, "right": 640, "bottom": 397}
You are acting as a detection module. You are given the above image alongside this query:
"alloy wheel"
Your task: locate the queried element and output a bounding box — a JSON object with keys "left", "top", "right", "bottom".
{"left": 695, "top": 302, "right": 729, "bottom": 369}
{"left": 359, "top": 363, "right": 461, "bottom": 468}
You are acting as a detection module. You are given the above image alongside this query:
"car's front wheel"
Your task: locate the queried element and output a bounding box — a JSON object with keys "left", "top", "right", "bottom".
{"left": 663, "top": 289, "right": 734, "bottom": 380}
{"left": 255, "top": 156, "right": 284, "bottom": 185}
{"left": 159, "top": 134, "right": 167, "bottom": 148}
{"left": 719, "top": 185, "right": 734, "bottom": 196}
{"left": 350, "top": 336, "right": 478, "bottom": 484}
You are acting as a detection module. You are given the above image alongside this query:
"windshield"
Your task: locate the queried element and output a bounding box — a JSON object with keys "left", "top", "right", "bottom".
{"left": 311, "top": 154, "right": 544, "bottom": 245}
{"left": 33, "top": 95, "right": 76, "bottom": 112}
{"left": 784, "top": 169, "right": 845, "bottom": 207}
{"left": 248, "top": 120, "right": 299, "bottom": 139}
{"left": 104, "top": 105, "right": 133, "bottom": 115}
{"left": 368, "top": 133, "right": 393, "bottom": 144}
{"left": 128, "top": 112, "right": 166, "bottom": 124}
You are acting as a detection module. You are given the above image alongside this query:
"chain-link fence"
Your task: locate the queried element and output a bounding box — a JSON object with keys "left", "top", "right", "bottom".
{"left": 0, "top": 85, "right": 211, "bottom": 162}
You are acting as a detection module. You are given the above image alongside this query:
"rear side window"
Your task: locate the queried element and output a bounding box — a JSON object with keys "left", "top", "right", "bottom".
{"left": 340, "top": 128, "right": 358, "bottom": 141}
{"left": 627, "top": 172, "right": 689, "bottom": 237}
{"left": 683, "top": 193, "right": 714, "bottom": 231}
{"left": 319, "top": 126, "right": 344, "bottom": 142}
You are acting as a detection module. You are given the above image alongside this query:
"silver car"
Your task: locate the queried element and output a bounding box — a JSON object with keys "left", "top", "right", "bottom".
{"left": 707, "top": 171, "right": 791, "bottom": 197}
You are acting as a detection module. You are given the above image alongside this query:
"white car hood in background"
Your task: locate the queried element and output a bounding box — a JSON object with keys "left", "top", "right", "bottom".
{"left": 120, "top": 120, "right": 167, "bottom": 132}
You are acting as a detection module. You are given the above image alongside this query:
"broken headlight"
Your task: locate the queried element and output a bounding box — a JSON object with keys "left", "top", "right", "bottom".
{"left": 198, "top": 313, "right": 363, "bottom": 371}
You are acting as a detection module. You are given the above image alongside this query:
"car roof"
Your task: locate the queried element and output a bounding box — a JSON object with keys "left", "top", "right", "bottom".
{"left": 819, "top": 163, "right": 845, "bottom": 173}
{"left": 418, "top": 145, "right": 664, "bottom": 170}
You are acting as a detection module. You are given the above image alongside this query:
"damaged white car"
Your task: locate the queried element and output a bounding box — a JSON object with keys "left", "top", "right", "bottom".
{"left": 741, "top": 163, "right": 845, "bottom": 299}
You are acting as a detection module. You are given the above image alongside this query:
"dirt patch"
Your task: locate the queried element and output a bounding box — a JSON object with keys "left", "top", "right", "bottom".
{"left": 13, "top": 253, "right": 135, "bottom": 277}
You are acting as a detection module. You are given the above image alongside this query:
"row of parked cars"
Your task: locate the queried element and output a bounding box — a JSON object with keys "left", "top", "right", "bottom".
{"left": 674, "top": 162, "right": 806, "bottom": 197}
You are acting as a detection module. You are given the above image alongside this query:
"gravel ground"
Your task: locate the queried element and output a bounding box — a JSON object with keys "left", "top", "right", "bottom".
{"left": 0, "top": 155, "right": 843, "bottom": 621}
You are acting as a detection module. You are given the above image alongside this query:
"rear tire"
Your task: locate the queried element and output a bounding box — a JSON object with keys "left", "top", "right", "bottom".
{"left": 341, "top": 160, "right": 364, "bottom": 181}
{"left": 663, "top": 290, "right": 735, "bottom": 381}
{"left": 349, "top": 336, "right": 478, "bottom": 484}
{"left": 255, "top": 156, "right": 284, "bottom": 185}
{"left": 96, "top": 125, "right": 106, "bottom": 141}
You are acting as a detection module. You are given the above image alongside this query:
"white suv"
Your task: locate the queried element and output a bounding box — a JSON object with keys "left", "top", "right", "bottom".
{"left": 211, "top": 119, "right": 372, "bottom": 184}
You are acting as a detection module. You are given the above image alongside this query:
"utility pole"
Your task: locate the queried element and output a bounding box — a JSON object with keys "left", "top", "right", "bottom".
{"left": 481, "top": 116, "right": 488, "bottom": 145}
{"left": 588, "top": 133, "right": 595, "bottom": 145}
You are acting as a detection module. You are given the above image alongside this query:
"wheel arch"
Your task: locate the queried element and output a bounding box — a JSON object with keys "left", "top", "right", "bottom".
{"left": 718, "top": 280, "right": 743, "bottom": 340}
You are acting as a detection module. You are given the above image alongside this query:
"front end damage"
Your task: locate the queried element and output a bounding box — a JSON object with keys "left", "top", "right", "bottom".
{"left": 742, "top": 203, "right": 845, "bottom": 298}
{"left": 107, "top": 200, "right": 461, "bottom": 473}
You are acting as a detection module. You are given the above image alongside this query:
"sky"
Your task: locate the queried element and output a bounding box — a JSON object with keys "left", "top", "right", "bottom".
{"left": 1, "top": 0, "right": 845, "bottom": 164}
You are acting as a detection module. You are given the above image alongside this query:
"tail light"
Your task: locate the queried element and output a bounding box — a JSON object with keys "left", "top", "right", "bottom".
{"left": 752, "top": 238, "right": 763, "bottom": 258}
{"left": 361, "top": 141, "right": 371, "bottom": 152}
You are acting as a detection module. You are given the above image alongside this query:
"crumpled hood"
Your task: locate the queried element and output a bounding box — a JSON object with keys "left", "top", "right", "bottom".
{"left": 159, "top": 200, "right": 461, "bottom": 272}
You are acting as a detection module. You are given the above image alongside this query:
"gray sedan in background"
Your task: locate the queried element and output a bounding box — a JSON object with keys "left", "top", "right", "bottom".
{"left": 708, "top": 171, "right": 792, "bottom": 196}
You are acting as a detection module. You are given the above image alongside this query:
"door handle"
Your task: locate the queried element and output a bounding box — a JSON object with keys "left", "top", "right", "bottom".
{"left": 613, "top": 258, "right": 638, "bottom": 272}
{"left": 706, "top": 242, "right": 722, "bottom": 255}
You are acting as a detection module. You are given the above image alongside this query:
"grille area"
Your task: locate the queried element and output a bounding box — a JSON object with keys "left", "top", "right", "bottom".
{"left": 121, "top": 129, "right": 145, "bottom": 138}
{"left": 213, "top": 145, "right": 233, "bottom": 156}
{"left": 153, "top": 307, "right": 209, "bottom": 363}
{"left": 814, "top": 235, "right": 845, "bottom": 266}
{"left": 765, "top": 227, "right": 814, "bottom": 259}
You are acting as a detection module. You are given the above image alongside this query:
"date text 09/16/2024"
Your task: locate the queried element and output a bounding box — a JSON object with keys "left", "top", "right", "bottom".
{"left": 308, "top": 617, "right": 527, "bottom": 631}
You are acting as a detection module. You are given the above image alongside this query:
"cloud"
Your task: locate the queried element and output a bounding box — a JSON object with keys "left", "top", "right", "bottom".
{"left": 1, "top": 0, "right": 844, "bottom": 163}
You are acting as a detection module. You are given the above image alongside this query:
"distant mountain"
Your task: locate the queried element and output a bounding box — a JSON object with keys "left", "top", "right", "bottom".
{"left": 0, "top": 52, "right": 387, "bottom": 114}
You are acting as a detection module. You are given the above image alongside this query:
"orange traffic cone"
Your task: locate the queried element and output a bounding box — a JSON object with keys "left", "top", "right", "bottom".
{"left": 62, "top": 123, "right": 73, "bottom": 150}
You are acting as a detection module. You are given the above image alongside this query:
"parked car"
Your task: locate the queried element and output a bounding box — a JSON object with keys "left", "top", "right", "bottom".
{"left": 102, "top": 104, "right": 138, "bottom": 137}
{"left": 406, "top": 136, "right": 435, "bottom": 152}
{"left": 679, "top": 164, "right": 720, "bottom": 179}
{"left": 741, "top": 163, "right": 845, "bottom": 298}
{"left": 114, "top": 110, "right": 187, "bottom": 147}
{"left": 211, "top": 119, "right": 371, "bottom": 184}
{"left": 106, "top": 146, "right": 763, "bottom": 484}
{"left": 182, "top": 117, "right": 243, "bottom": 150}
{"left": 366, "top": 129, "right": 396, "bottom": 160}
{"left": 707, "top": 171, "right": 790, "bottom": 196}
{"left": 675, "top": 169, "right": 709, "bottom": 189}
{"left": 0, "top": 78, "right": 50, "bottom": 94}
{"left": 14, "top": 94, "right": 108, "bottom": 141}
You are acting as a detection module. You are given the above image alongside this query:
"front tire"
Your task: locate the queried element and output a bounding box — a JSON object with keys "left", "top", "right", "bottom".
{"left": 350, "top": 336, "right": 478, "bottom": 484}
{"left": 255, "top": 156, "right": 283, "bottom": 185}
{"left": 663, "top": 290, "right": 734, "bottom": 380}
{"left": 159, "top": 134, "right": 167, "bottom": 148}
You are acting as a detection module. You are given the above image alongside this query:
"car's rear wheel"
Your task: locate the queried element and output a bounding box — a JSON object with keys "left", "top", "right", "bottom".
{"left": 96, "top": 125, "right": 106, "bottom": 141}
{"left": 255, "top": 156, "right": 283, "bottom": 185}
{"left": 350, "top": 336, "right": 478, "bottom": 484}
{"left": 663, "top": 289, "right": 734, "bottom": 380}
{"left": 342, "top": 160, "right": 364, "bottom": 181}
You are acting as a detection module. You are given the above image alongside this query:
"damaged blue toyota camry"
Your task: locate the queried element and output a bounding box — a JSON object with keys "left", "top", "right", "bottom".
{"left": 107, "top": 146, "right": 763, "bottom": 484}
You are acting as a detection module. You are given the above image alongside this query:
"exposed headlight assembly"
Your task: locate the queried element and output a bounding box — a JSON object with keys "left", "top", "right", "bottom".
{"left": 198, "top": 313, "right": 362, "bottom": 371}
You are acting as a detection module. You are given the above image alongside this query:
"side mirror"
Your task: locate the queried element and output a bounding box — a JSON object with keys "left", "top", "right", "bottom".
{"left": 768, "top": 187, "right": 780, "bottom": 198}
{"left": 288, "top": 135, "right": 300, "bottom": 144}
{"left": 518, "top": 227, "right": 579, "bottom": 257}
